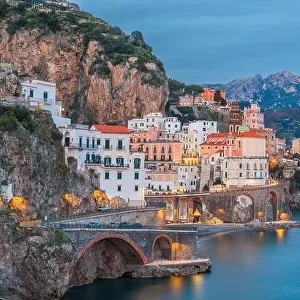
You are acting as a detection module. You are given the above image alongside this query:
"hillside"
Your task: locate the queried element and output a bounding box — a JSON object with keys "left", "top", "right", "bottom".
{"left": 206, "top": 71, "right": 300, "bottom": 110}
{"left": 0, "top": 1, "right": 167, "bottom": 124}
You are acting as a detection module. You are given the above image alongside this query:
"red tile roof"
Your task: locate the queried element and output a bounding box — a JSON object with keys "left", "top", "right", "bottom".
{"left": 238, "top": 132, "right": 265, "bottom": 139}
{"left": 92, "top": 125, "right": 130, "bottom": 134}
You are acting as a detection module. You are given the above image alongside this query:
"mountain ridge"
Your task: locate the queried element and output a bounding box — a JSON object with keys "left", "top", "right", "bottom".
{"left": 205, "top": 70, "right": 300, "bottom": 110}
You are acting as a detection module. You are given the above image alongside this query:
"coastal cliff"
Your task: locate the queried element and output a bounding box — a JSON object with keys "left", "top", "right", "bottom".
{"left": 0, "top": 106, "right": 97, "bottom": 219}
{"left": 0, "top": 4, "right": 168, "bottom": 124}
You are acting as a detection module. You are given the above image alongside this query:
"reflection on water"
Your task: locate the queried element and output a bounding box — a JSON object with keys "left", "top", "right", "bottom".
{"left": 63, "top": 227, "right": 300, "bottom": 300}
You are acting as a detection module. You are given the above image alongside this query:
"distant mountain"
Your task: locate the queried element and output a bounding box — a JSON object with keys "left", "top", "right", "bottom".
{"left": 206, "top": 71, "right": 300, "bottom": 110}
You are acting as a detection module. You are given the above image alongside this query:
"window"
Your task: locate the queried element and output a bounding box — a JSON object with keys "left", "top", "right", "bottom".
{"left": 116, "top": 157, "right": 124, "bottom": 167}
{"left": 117, "top": 185, "right": 122, "bottom": 191}
{"left": 79, "top": 137, "right": 82, "bottom": 148}
{"left": 97, "top": 139, "right": 101, "bottom": 146}
{"left": 134, "top": 158, "right": 141, "bottom": 169}
{"left": 247, "top": 163, "right": 250, "bottom": 170}
{"left": 161, "top": 155, "right": 165, "bottom": 161}
{"left": 134, "top": 172, "right": 139, "bottom": 180}
{"left": 168, "top": 155, "right": 172, "bottom": 161}
{"left": 145, "top": 147, "right": 149, "bottom": 153}
{"left": 153, "top": 146, "right": 157, "bottom": 153}
{"left": 92, "top": 139, "right": 95, "bottom": 148}
{"left": 225, "top": 172, "right": 228, "bottom": 179}
{"left": 104, "top": 157, "right": 111, "bottom": 167}
{"left": 85, "top": 154, "right": 90, "bottom": 162}
{"left": 105, "top": 172, "right": 110, "bottom": 179}
{"left": 117, "top": 140, "right": 123, "bottom": 150}
{"left": 154, "top": 155, "right": 157, "bottom": 161}
{"left": 145, "top": 155, "right": 149, "bottom": 161}
{"left": 239, "top": 173, "right": 242, "bottom": 177}
{"left": 239, "top": 163, "right": 242, "bottom": 169}
{"left": 117, "top": 172, "right": 122, "bottom": 180}
{"left": 161, "top": 147, "right": 165, "bottom": 153}
{"left": 43, "top": 92, "right": 48, "bottom": 101}
{"left": 105, "top": 139, "right": 110, "bottom": 150}
{"left": 86, "top": 138, "right": 90, "bottom": 148}
{"left": 134, "top": 185, "right": 139, "bottom": 192}
{"left": 29, "top": 89, "right": 34, "bottom": 97}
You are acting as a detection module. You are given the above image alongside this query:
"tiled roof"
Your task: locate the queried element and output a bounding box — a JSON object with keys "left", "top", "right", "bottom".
{"left": 238, "top": 132, "right": 265, "bottom": 139}
{"left": 92, "top": 125, "right": 130, "bottom": 134}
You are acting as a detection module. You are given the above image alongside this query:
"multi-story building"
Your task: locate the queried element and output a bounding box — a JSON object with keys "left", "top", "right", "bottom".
{"left": 173, "top": 163, "right": 199, "bottom": 192}
{"left": 179, "top": 94, "right": 204, "bottom": 107}
{"left": 145, "top": 168, "right": 178, "bottom": 194}
{"left": 184, "top": 120, "right": 218, "bottom": 143}
{"left": 228, "top": 102, "right": 243, "bottom": 133}
{"left": 202, "top": 88, "right": 226, "bottom": 102}
{"left": 61, "top": 124, "right": 145, "bottom": 206}
{"left": 21, "top": 79, "right": 70, "bottom": 127}
{"left": 128, "top": 112, "right": 181, "bottom": 134}
{"left": 200, "top": 131, "right": 269, "bottom": 189}
{"left": 243, "top": 103, "right": 264, "bottom": 129}
{"left": 292, "top": 138, "right": 300, "bottom": 154}
{"left": 175, "top": 131, "right": 199, "bottom": 157}
{"left": 250, "top": 128, "right": 276, "bottom": 156}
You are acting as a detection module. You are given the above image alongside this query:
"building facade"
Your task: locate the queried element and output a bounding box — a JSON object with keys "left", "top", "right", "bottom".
{"left": 243, "top": 103, "right": 264, "bottom": 129}
{"left": 60, "top": 124, "right": 145, "bottom": 206}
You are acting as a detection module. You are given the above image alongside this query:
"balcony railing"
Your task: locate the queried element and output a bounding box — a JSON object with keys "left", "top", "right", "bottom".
{"left": 85, "top": 160, "right": 130, "bottom": 168}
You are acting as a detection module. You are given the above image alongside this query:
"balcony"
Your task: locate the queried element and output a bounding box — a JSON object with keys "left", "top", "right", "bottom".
{"left": 85, "top": 160, "right": 130, "bottom": 169}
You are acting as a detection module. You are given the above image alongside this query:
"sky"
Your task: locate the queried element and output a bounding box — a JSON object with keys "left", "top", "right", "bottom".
{"left": 74, "top": 0, "right": 300, "bottom": 84}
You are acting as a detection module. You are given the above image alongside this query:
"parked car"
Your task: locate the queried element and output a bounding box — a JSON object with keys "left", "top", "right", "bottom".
{"left": 119, "top": 222, "right": 132, "bottom": 228}
{"left": 88, "top": 222, "right": 101, "bottom": 228}
{"left": 108, "top": 222, "right": 119, "bottom": 228}
{"left": 97, "top": 205, "right": 110, "bottom": 212}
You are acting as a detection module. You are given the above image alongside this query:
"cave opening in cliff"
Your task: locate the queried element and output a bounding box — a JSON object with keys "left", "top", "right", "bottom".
{"left": 71, "top": 236, "right": 147, "bottom": 285}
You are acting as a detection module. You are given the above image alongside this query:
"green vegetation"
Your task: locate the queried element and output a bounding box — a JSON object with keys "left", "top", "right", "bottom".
{"left": 89, "top": 58, "right": 111, "bottom": 78}
{"left": 1, "top": 1, "right": 165, "bottom": 85}
{"left": 48, "top": 230, "right": 70, "bottom": 247}
{"left": 0, "top": 105, "right": 36, "bottom": 132}
{"left": 168, "top": 78, "right": 204, "bottom": 104}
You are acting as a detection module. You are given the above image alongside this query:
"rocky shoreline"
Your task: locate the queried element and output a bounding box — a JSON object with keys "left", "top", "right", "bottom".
{"left": 129, "top": 259, "right": 212, "bottom": 278}
{"left": 246, "top": 220, "right": 300, "bottom": 232}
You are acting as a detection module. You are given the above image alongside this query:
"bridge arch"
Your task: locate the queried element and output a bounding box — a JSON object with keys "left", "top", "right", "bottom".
{"left": 77, "top": 233, "right": 148, "bottom": 265}
{"left": 151, "top": 234, "right": 173, "bottom": 261}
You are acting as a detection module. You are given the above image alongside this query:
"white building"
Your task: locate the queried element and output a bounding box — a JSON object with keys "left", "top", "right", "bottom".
{"left": 173, "top": 163, "right": 199, "bottom": 192}
{"left": 61, "top": 124, "right": 145, "bottom": 206}
{"left": 184, "top": 120, "right": 218, "bottom": 144}
{"left": 175, "top": 131, "right": 199, "bottom": 156}
{"left": 200, "top": 132, "right": 269, "bottom": 190}
{"left": 145, "top": 169, "right": 178, "bottom": 194}
{"left": 128, "top": 112, "right": 181, "bottom": 134}
{"left": 21, "top": 80, "right": 70, "bottom": 127}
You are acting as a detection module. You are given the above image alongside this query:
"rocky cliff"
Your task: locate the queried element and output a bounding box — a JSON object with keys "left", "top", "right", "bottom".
{"left": 0, "top": 211, "right": 75, "bottom": 300}
{"left": 0, "top": 105, "right": 97, "bottom": 219}
{"left": 0, "top": 3, "right": 168, "bottom": 124}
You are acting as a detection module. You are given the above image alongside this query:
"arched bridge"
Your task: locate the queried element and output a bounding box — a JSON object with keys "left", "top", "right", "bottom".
{"left": 145, "top": 181, "right": 290, "bottom": 223}
{"left": 64, "top": 226, "right": 198, "bottom": 265}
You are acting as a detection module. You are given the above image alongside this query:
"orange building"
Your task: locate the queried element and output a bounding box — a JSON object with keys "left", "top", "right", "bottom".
{"left": 202, "top": 88, "right": 226, "bottom": 102}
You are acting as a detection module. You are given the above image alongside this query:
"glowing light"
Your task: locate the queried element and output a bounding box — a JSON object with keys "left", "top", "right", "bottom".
{"left": 63, "top": 194, "right": 79, "bottom": 207}
{"left": 169, "top": 275, "right": 183, "bottom": 293}
{"left": 276, "top": 229, "right": 285, "bottom": 240}
{"left": 279, "top": 213, "right": 290, "bottom": 221}
{"left": 93, "top": 189, "right": 109, "bottom": 206}
{"left": 8, "top": 196, "right": 28, "bottom": 212}
{"left": 191, "top": 275, "right": 204, "bottom": 293}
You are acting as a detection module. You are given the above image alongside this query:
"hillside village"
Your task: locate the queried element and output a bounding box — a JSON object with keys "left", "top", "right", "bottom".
{"left": 1, "top": 72, "right": 298, "bottom": 209}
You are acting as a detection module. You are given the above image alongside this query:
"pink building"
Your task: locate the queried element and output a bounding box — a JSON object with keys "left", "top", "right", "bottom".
{"left": 130, "top": 127, "right": 182, "bottom": 167}
{"left": 243, "top": 103, "right": 264, "bottom": 129}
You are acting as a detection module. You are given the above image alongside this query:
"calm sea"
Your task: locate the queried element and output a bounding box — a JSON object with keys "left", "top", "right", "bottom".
{"left": 63, "top": 212, "right": 300, "bottom": 300}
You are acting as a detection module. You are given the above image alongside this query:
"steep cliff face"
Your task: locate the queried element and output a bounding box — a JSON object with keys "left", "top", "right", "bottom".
{"left": 0, "top": 106, "right": 97, "bottom": 218}
{"left": 0, "top": 212, "right": 75, "bottom": 300}
{"left": 0, "top": 6, "right": 168, "bottom": 124}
